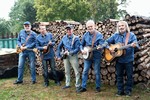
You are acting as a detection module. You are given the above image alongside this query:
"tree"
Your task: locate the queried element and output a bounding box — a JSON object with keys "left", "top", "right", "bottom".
{"left": 0, "top": 18, "right": 11, "bottom": 35}
{"left": 9, "top": 0, "right": 36, "bottom": 33}
{"left": 34, "top": 0, "right": 91, "bottom": 22}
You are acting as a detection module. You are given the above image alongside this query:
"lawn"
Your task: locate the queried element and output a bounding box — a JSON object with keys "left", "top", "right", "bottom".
{"left": 0, "top": 75, "right": 149, "bottom": 100}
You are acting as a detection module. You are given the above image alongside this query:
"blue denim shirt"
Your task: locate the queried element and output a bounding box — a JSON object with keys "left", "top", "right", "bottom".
{"left": 56, "top": 34, "right": 80, "bottom": 58}
{"left": 80, "top": 31, "right": 105, "bottom": 59}
{"left": 17, "top": 29, "right": 37, "bottom": 50}
{"left": 36, "top": 32, "right": 55, "bottom": 59}
{"left": 106, "top": 32, "right": 139, "bottom": 63}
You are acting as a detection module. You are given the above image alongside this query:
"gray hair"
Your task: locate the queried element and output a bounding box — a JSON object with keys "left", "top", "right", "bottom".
{"left": 116, "top": 21, "right": 130, "bottom": 33}
{"left": 86, "top": 20, "right": 95, "bottom": 27}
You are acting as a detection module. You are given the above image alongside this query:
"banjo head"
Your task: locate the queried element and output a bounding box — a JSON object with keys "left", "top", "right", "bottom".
{"left": 82, "top": 47, "right": 91, "bottom": 59}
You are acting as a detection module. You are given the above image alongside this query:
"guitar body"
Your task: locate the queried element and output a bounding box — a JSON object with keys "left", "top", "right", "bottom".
{"left": 104, "top": 43, "right": 123, "bottom": 62}
{"left": 82, "top": 46, "right": 93, "bottom": 60}
{"left": 16, "top": 45, "right": 22, "bottom": 54}
{"left": 43, "top": 46, "right": 50, "bottom": 55}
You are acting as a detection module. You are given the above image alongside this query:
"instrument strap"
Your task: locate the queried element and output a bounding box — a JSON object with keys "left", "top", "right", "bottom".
{"left": 91, "top": 31, "right": 97, "bottom": 47}
{"left": 125, "top": 32, "right": 130, "bottom": 46}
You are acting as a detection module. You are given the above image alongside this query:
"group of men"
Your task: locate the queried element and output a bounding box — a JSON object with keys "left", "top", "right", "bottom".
{"left": 14, "top": 20, "right": 139, "bottom": 96}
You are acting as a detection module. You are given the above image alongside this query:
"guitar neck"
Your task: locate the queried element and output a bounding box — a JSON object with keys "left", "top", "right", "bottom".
{"left": 119, "top": 44, "right": 132, "bottom": 50}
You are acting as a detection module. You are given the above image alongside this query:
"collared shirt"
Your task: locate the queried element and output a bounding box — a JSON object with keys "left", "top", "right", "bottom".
{"left": 80, "top": 31, "right": 105, "bottom": 59}
{"left": 36, "top": 32, "right": 55, "bottom": 59}
{"left": 56, "top": 34, "right": 80, "bottom": 58}
{"left": 106, "top": 32, "right": 139, "bottom": 63}
{"left": 17, "top": 29, "right": 37, "bottom": 50}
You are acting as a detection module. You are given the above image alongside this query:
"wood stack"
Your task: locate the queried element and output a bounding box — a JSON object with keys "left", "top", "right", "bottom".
{"left": 33, "top": 14, "right": 150, "bottom": 85}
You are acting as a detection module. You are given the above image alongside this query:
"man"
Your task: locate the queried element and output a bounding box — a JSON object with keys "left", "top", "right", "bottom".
{"left": 77, "top": 20, "right": 105, "bottom": 93}
{"left": 36, "top": 26, "right": 61, "bottom": 87}
{"left": 14, "top": 21, "right": 37, "bottom": 84}
{"left": 106, "top": 21, "right": 139, "bottom": 96}
{"left": 56, "top": 25, "right": 81, "bottom": 91}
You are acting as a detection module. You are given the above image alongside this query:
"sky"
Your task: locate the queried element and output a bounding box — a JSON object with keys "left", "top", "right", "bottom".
{"left": 0, "top": 0, "right": 150, "bottom": 20}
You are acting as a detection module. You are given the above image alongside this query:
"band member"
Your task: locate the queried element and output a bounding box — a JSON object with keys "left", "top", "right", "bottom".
{"left": 77, "top": 20, "right": 105, "bottom": 93}
{"left": 56, "top": 25, "right": 81, "bottom": 91}
{"left": 14, "top": 21, "right": 37, "bottom": 84}
{"left": 36, "top": 26, "right": 61, "bottom": 87}
{"left": 106, "top": 21, "right": 139, "bottom": 96}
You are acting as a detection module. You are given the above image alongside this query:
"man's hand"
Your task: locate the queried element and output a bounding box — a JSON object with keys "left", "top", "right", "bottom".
{"left": 131, "top": 42, "right": 137, "bottom": 47}
{"left": 81, "top": 50, "right": 87, "bottom": 55}
{"left": 21, "top": 46, "right": 27, "bottom": 50}
{"left": 56, "top": 57, "right": 61, "bottom": 61}
{"left": 43, "top": 46, "right": 47, "bottom": 50}
{"left": 48, "top": 41, "right": 52, "bottom": 45}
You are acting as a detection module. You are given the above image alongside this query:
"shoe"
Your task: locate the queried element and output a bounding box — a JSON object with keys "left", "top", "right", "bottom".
{"left": 125, "top": 91, "right": 131, "bottom": 97}
{"left": 62, "top": 86, "right": 71, "bottom": 89}
{"left": 56, "top": 82, "right": 61, "bottom": 86}
{"left": 95, "top": 87, "right": 101, "bottom": 93}
{"left": 77, "top": 87, "right": 87, "bottom": 93}
{"left": 32, "top": 81, "right": 36, "bottom": 84}
{"left": 76, "top": 86, "right": 82, "bottom": 92}
{"left": 115, "top": 91, "right": 124, "bottom": 96}
{"left": 13, "top": 80, "right": 23, "bottom": 84}
{"left": 44, "top": 82, "right": 49, "bottom": 87}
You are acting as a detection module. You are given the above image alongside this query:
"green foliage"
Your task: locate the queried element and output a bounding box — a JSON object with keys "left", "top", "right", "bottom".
{"left": 0, "top": 18, "right": 11, "bottom": 35}
{"left": 34, "top": 0, "right": 91, "bottom": 22}
{"left": 9, "top": 0, "right": 36, "bottom": 33}
{"left": 34, "top": 0, "right": 127, "bottom": 22}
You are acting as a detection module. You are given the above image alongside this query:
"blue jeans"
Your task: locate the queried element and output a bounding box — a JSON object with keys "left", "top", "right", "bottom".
{"left": 81, "top": 59, "right": 101, "bottom": 89}
{"left": 17, "top": 51, "right": 36, "bottom": 82}
{"left": 116, "top": 61, "right": 133, "bottom": 93}
{"left": 42, "top": 57, "right": 59, "bottom": 83}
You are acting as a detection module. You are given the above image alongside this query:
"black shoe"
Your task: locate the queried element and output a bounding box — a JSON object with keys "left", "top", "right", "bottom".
{"left": 56, "top": 82, "right": 61, "bottom": 86}
{"left": 125, "top": 91, "right": 131, "bottom": 97}
{"left": 95, "top": 87, "right": 101, "bottom": 93}
{"left": 76, "top": 86, "right": 82, "bottom": 92}
{"left": 13, "top": 80, "right": 23, "bottom": 84}
{"left": 115, "top": 91, "right": 124, "bottom": 96}
{"left": 77, "top": 87, "right": 87, "bottom": 93}
{"left": 32, "top": 81, "right": 36, "bottom": 84}
{"left": 62, "top": 86, "right": 71, "bottom": 89}
{"left": 44, "top": 83, "right": 49, "bottom": 87}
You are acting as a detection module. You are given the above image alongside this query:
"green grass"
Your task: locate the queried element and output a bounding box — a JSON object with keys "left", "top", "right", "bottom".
{"left": 0, "top": 75, "right": 149, "bottom": 100}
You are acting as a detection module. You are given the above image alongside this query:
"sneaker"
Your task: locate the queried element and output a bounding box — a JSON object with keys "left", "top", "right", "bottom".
{"left": 115, "top": 91, "right": 124, "bottom": 96}
{"left": 77, "top": 87, "right": 87, "bottom": 93}
{"left": 125, "top": 91, "right": 131, "bottom": 97}
{"left": 13, "top": 80, "right": 23, "bottom": 84}
{"left": 62, "top": 86, "right": 71, "bottom": 89}
{"left": 95, "top": 87, "right": 101, "bottom": 93}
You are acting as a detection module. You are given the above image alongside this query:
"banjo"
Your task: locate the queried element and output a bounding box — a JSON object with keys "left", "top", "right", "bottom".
{"left": 82, "top": 43, "right": 107, "bottom": 60}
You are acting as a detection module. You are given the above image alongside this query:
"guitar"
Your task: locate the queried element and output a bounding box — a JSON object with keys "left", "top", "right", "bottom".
{"left": 104, "top": 38, "right": 149, "bottom": 62}
{"left": 82, "top": 43, "right": 107, "bottom": 60}
{"left": 16, "top": 45, "right": 38, "bottom": 54}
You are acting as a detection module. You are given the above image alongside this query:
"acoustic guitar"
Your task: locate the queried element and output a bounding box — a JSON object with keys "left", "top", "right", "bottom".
{"left": 83, "top": 43, "right": 107, "bottom": 60}
{"left": 16, "top": 45, "right": 38, "bottom": 54}
{"left": 104, "top": 38, "right": 149, "bottom": 62}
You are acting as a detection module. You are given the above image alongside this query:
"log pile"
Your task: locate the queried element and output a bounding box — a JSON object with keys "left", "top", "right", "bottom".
{"left": 32, "top": 14, "right": 150, "bottom": 85}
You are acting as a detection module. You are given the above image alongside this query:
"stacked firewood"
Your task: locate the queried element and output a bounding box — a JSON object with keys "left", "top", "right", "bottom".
{"left": 33, "top": 15, "right": 150, "bottom": 85}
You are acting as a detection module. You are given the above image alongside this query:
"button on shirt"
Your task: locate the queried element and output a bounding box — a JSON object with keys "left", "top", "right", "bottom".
{"left": 80, "top": 31, "right": 105, "bottom": 59}
{"left": 36, "top": 32, "right": 55, "bottom": 59}
{"left": 106, "top": 32, "right": 139, "bottom": 63}
{"left": 56, "top": 34, "right": 80, "bottom": 58}
{"left": 17, "top": 29, "right": 37, "bottom": 50}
